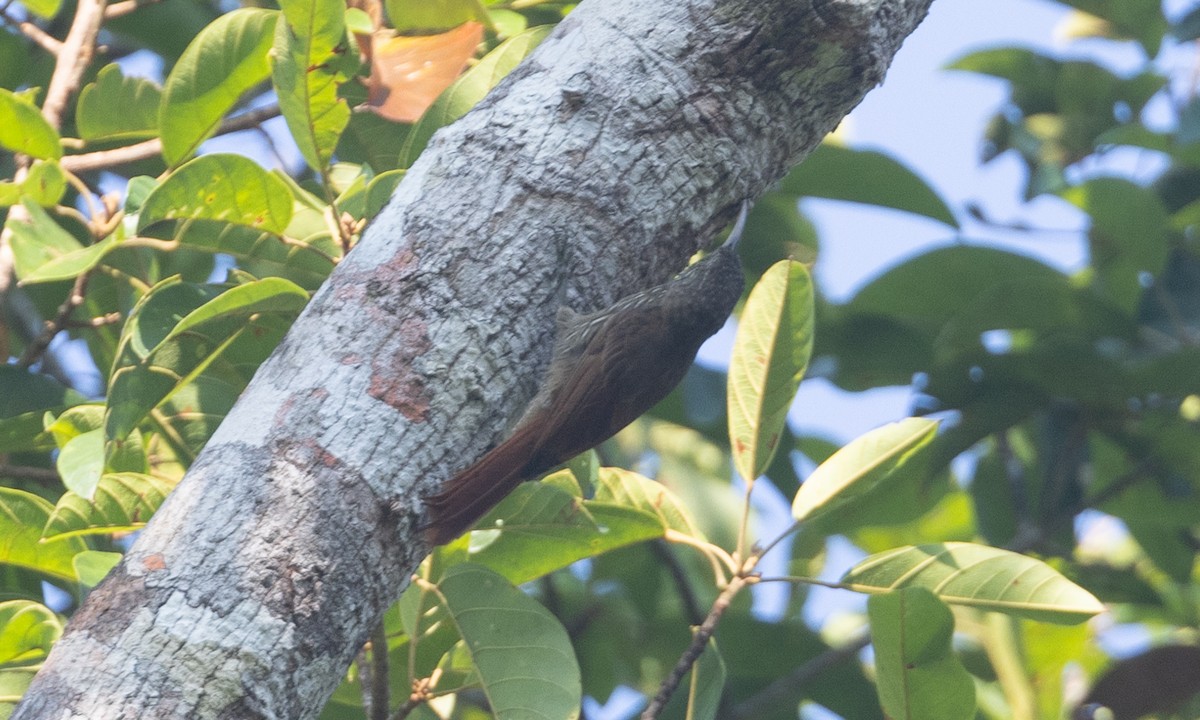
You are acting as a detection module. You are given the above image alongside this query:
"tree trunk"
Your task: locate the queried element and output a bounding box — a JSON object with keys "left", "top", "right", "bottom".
{"left": 13, "top": 0, "right": 932, "bottom": 716}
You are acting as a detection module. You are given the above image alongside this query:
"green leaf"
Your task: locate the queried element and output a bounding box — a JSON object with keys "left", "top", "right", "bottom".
{"left": 728, "top": 260, "right": 813, "bottom": 481}
{"left": 0, "top": 668, "right": 38, "bottom": 718}
{"left": 22, "top": 160, "right": 67, "bottom": 206}
{"left": 849, "top": 246, "right": 1065, "bottom": 329}
{"left": 19, "top": 0, "right": 61, "bottom": 19}
{"left": 868, "top": 587, "right": 975, "bottom": 720}
{"left": 159, "top": 8, "right": 279, "bottom": 165}
{"left": 792, "top": 418, "right": 938, "bottom": 524}
{"left": 842, "top": 542, "right": 1106, "bottom": 624}
{"left": 462, "top": 479, "right": 663, "bottom": 586}
{"left": 72, "top": 550, "right": 123, "bottom": 587}
{"left": 5, "top": 200, "right": 83, "bottom": 281}
{"left": 77, "top": 64, "right": 162, "bottom": 142}
{"left": 44, "top": 404, "right": 104, "bottom": 447}
{"left": 0, "top": 488, "right": 85, "bottom": 583}
{"left": 399, "top": 25, "right": 551, "bottom": 166}
{"left": 387, "top": 0, "right": 480, "bottom": 31}
{"left": 594, "top": 467, "right": 704, "bottom": 538}
{"left": 364, "top": 169, "right": 405, "bottom": 220}
{"left": 0, "top": 89, "right": 61, "bottom": 160}
{"left": 0, "top": 368, "right": 80, "bottom": 454}
{"left": 139, "top": 219, "right": 335, "bottom": 290}
{"left": 105, "top": 276, "right": 308, "bottom": 443}
{"left": 138, "top": 153, "right": 294, "bottom": 233}
{"left": 19, "top": 236, "right": 117, "bottom": 285}
{"left": 0, "top": 600, "right": 62, "bottom": 666}
{"left": 1061, "top": 177, "right": 1171, "bottom": 311}
{"left": 271, "top": 0, "right": 351, "bottom": 174}
{"left": 44, "top": 473, "right": 175, "bottom": 540}
{"left": 56, "top": 429, "right": 104, "bottom": 498}
{"left": 435, "top": 564, "right": 582, "bottom": 720}
{"left": 778, "top": 144, "right": 958, "bottom": 228}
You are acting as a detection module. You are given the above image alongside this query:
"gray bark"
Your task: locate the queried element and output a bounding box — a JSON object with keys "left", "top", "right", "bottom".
{"left": 13, "top": 0, "right": 932, "bottom": 717}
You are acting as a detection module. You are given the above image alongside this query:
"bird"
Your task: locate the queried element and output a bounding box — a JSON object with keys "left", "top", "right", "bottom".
{"left": 422, "top": 201, "right": 750, "bottom": 545}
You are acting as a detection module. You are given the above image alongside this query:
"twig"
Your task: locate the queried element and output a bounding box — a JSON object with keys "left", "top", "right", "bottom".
{"left": 102, "top": 0, "right": 160, "bottom": 20}
{"left": 64, "top": 311, "right": 122, "bottom": 328}
{"left": 640, "top": 574, "right": 751, "bottom": 720}
{"left": 0, "top": 8, "right": 63, "bottom": 54}
{"left": 727, "top": 632, "right": 870, "bottom": 720}
{"left": 61, "top": 103, "right": 282, "bottom": 173}
{"left": 41, "top": 0, "right": 109, "bottom": 130}
{"left": 0, "top": 465, "right": 61, "bottom": 486}
{"left": 17, "top": 271, "right": 90, "bottom": 368}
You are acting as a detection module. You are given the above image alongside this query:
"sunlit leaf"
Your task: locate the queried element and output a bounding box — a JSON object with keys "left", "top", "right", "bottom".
{"left": 159, "top": 8, "right": 279, "bottom": 165}
{"left": 728, "top": 260, "right": 813, "bottom": 481}
{"left": 105, "top": 276, "right": 308, "bottom": 444}
{"left": 22, "top": 160, "right": 67, "bottom": 206}
{"left": 5, "top": 200, "right": 82, "bottom": 282}
{"left": 77, "top": 64, "right": 162, "bottom": 142}
{"left": 792, "top": 418, "right": 938, "bottom": 524}
{"left": 0, "top": 600, "right": 62, "bottom": 666}
{"left": 139, "top": 219, "right": 335, "bottom": 290}
{"left": 73, "top": 551, "right": 123, "bottom": 587}
{"left": 19, "top": 236, "right": 118, "bottom": 285}
{"left": 44, "top": 473, "right": 176, "bottom": 540}
{"left": 843, "top": 543, "right": 1106, "bottom": 624}
{"left": 0, "top": 89, "right": 61, "bottom": 160}
{"left": 0, "top": 488, "right": 85, "bottom": 583}
{"left": 272, "top": 0, "right": 351, "bottom": 173}
{"left": 138, "top": 153, "right": 294, "bottom": 233}
{"left": 435, "top": 564, "right": 582, "bottom": 720}
{"left": 462, "top": 479, "right": 662, "bottom": 586}
{"left": 386, "top": 0, "right": 479, "bottom": 31}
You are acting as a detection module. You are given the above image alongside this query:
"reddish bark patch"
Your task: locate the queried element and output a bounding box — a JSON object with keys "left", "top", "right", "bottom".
{"left": 368, "top": 315, "right": 433, "bottom": 422}
{"left": 142, "top": 554, "right": 167, "bottom": 572}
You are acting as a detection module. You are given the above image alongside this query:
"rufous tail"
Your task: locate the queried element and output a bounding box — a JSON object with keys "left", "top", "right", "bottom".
{"left": 422, "top": 422, "right": 543, "bottom": 545}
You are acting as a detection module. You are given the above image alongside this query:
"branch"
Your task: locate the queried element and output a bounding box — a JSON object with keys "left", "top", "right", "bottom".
{"left": 61, "top": 103, "right": 282, "bottom": 173}
{"left": 11, "top": 0, "right": 935, "bottom": 716}
{"left": 641, "top": 575, "right": 751, "bottom": 720}
{"left": 41, "top": 0, "right": 108, "bottom": 130}
{"left": 102, "top": 0, "right": 161, "bottom": 20}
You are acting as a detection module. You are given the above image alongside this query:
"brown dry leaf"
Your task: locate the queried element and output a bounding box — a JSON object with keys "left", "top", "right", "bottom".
{"left": 365, "top": 21, "right": 484, "bottom": 123}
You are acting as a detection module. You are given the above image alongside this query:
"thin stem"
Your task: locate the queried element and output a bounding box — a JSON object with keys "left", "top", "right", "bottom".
{"left": 17, "top": 271, "right": 90, "bottom": 368}
{"left": 0, "top": 8, "right": 63, "bottom": 54}
{"left": 640, "top": 574, "right": 751, "bottom": 720}
{"left": 102, "top": 0, "right": 161, "bottom": 20}
{"left": 663, "top": 528, "right": 736, "bottom": 582}
{"left": 734, "top": 476, "right": 755, "bottom": 566}
{"left": 754, "top": 519, "right": 800, "bottom": 562}
{"left": 61, "top": 168, "right": 102, "bottom": 223}
{"left": 755, "top": 575, "right": 846, "bottom": 590}
{"left": 61, "top": 103, "right": 281, "bottom": 173}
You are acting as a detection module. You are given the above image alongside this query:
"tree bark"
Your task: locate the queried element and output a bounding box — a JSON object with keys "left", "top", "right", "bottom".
{"left": 13, "top": 0, "right": 932, "bottom": 716}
